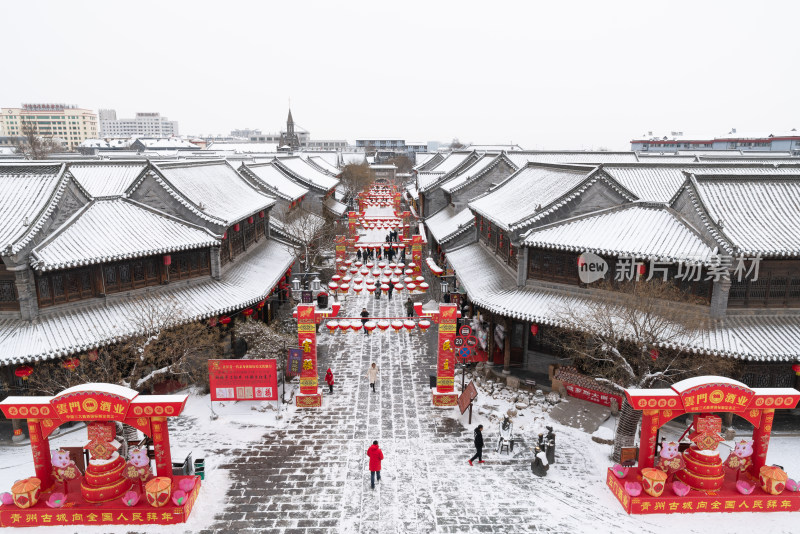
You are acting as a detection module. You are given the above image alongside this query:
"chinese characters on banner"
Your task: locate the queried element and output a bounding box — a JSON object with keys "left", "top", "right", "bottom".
{"left": 437, "top": 304, "right": 458, "bottom": 393}
{"left": 208, "top": 359, "right": 278, "bottom": 401}
{"left": 286, "top": 348, "right": 303, "bottom": 377}
{"left": 296, "top": 304, "right": 319, "bottom": 394}
{"left": 411, "top": 235, "right": 423, "bottom": 274}
{"left": 580, "top": 253, "right": 763, "bottom": 283}
{"left": 564, "top": 383, "right": 623, "bottom": 408}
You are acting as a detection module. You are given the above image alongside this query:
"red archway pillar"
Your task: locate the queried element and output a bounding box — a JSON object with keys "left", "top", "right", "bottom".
{"left": 28, "top": 419, "right": 54, "bottom": 490}
{"left": 411, "top": 235, "right": 423, "bottom": 274}
{"left": 296, "top": 304, "right": 322, "bottom": 407}
{"left": 749, "top": 408, "right": 775, "bottom": 477}
{"left": 637, "top": 410, "right": 661, "bottom": 471}
{"left": 151, "top": 416, "right": 173, "bottom": 479}
{"left": 433, "top": 304, "right": 458, "bottom": 407}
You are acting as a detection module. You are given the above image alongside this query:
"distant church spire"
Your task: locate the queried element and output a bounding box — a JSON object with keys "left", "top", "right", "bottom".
{"left": 280, "top": 107, "right": 301, "bottom": 151}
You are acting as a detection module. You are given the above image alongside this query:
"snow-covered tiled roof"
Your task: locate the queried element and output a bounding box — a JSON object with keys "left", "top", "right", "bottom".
{"left": 447, "top": 243, "right": 800, "bottom": 361}
{"left": 440, "top": 154, "right": 502, "bottom": 194}
{"left": 426, "top": 206, "right": 475, "bottom": 244}
{"left": 521, "top": 204, "right": 716, "bottom": 264}
{"left": 0, "top": 163, "right": 68, "bottom": 254}
{"left": 151, "top": 160, "right": 275, "bottom": 226}
{"left": 136, "top": 138, "right": 198, "bottom": 149}
{"left": 506, "top": 151, "right": 639, "bottom": 168}
{"left": 324, "top": 196, "right": 347, "bottom": 217}
{"left": 685, "top": 174, "right": 800, "bottom": 257}
{"left": 68, "top": 162, "right": 147, "bottom": 198}
{"left": 405, "top": 183, "right": 419, "bottom": 200}
{"left": 414, "top": 153, "right": 444, "bottom": 172}
{"left": 424, "top": 151, "right": 473, "bottom": 175}
{"left": 341, "top": 152, "right": 367, "bottom": 165}
{"left": 304, "top": 155, "right": 341, "bottom": 176}
{"left": 0, "top": 239, "right": 295, "bottom": 365}
{"left": 274, "top": 157, "right": 340, "bottom": 192}
{"left": 30, "top": 199, "right": 219, "bottom": 271}
{"left": 469, "top": 163, "right": 630, "bottom": 231}
{"left": 417, "top": 171, "right": 445, "bottom": 192}
{"left": 204, "top": 142, "right": 279, "bottom": 153}
{"left": 413, "top": 153, "right": 438, "bottom": 169}
{"left": 240, "top": 162, "right": 309, "bottom": 201}
{"left": 602, "top": 163, "right": 800, "bottom": 203}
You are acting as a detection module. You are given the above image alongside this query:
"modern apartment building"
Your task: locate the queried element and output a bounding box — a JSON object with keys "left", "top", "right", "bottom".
{"left": 99, "top": 110, "right": 179, "bottom": 138}
{"left": 0, "top": 103, "right": 98, "bottom": 150}
{"left": 631, "top": 129, "right": 800, "bottom": 154}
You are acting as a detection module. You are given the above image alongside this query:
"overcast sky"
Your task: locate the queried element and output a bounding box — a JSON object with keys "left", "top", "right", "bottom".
{"left": 6, "top": 0, "right": 798, "bottom": 150}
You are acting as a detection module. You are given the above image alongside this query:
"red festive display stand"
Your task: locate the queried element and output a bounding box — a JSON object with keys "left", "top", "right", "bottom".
{"left": 410, "top": 303, "right": 461, "bottom": 407}
{"left": 0, "top": 384, "right": 199, "bottom": 527}
{"left": 608, "top": 376, "right": 800, "bottom": 514}
{"left": 0, "top": 476, "right": 201, "bottom": 527}
{"left": 295, "top": 303, "right": 340, "bottom": 408}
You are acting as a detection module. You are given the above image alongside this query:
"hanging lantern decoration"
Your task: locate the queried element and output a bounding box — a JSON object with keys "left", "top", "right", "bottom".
{"left": 419, "top": 282, "right": 429, "bottom": 292}
{"left": 354, "top": 285, "right": 363, "bottom": 294}
{"left": 331, "top": 274, "right": 342, "bottom": 283}
{"left": 339, "top": 320, "right": 351, "bottom": 331}
{"left": 649, "top": 348, "right": 659, "bottom": 360}
{"left": 242, "top": 308, "right": 254, "bottom": 317}
{"left": 234, "top": 223, "right": 240, "bottom": 232}
{"left": 419, "top": 320, "right": 431, "bottom": 331}
{"left": 793, "top": 363, "right": 800, "bottom": 376}
{"left": 222, "top": 232, "right": 227, "bottom": 240}
{"left": 15, "top": 365, "right": 33, "bottom": 380}
{"left": 530, "top": 324, "right": 539, "bottom": 336}
{"left": 391, "top": 320, "right": 404, "bottom": 332}
{"left": 326, "top": 321, "right": 340, "bottom": 333}
{"left": 366, "top": 284, "right": 376, "bottom": 294}
{"left": 377, "top": 320, "right": 391, "bottom": 331}
{"left": 405, "top": 268, "right": 414, "bottom": 276}
{"left": 257, "top": 299, "right": 266, "bottom": 310}
{"left": 394, "top": 283, "right": 405, "bottom": 291}
{"left": 407, "top": 282, "right": 417, "bottom": 292}
{"left": 208, "top": 316, "right": 219, "bottom": 327}
{"left": 248, "top": 216, "right": 254, "bottom": 224}
{"left": 638, "top": 263, "right": 646, "bottom": 276}
{"left": 340, "top": 283, "right": 350, "bottom": 293}
{"left": 259, "top": 210, "right": 265, "bottom": 218}
{"left": 351, "top": 321, "right": 363, "bottom": 332}
{"left": 163, "top": 254, "right": 171, "bottom": 266}
{"left": 220, "top": 316, "right": 232, "bottom": 325}
{"left": 62, "top": 357, "right": 80, "bottom": 371}
{"left": 349, "top": 266, "right": 359, "bottom": 275}
{"left": 364, "top": 321, "right": 377, "bottom": 333}
{"left": 88, "top": 349, "right": 99, "bottom": 362}
{"left": 403, "top": 320, "right": 415, "bottom": 331}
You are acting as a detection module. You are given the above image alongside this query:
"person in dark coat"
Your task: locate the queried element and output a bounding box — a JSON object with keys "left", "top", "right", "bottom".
{"left": 361, "top": 308, "right": 370, "bottom": 335}
{"left": 325, "top": 368, "right": 334, "bottom": 394}
{"left": 386, "top": 280, "right": 394, "bottom": 300}
{"left": 356, "top": 249, "right": 362, "bottom": 261}
{"left": 405, "top": 298, "right": 415, "bottom": 317}
{"left": 375, "top": 284, "right": 381, "bottom": 299}
{"left": 367, "top": 440, "right": 384, "bottom": 489}
{"left": 469, "top": 425, "right": 485, "bottom": 465}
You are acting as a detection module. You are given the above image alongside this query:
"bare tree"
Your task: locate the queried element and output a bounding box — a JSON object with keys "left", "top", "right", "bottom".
{"left": 279, "top": 206, "right": 335, "bottom": 279}
{"left": 339, "top": 162, "right": 373, "bottom": 202}
{"left": 554, "top": 280, "right": 734, "bottom": 461}
{"left": 385, "top": 155, "right": 414, "bottom": 174}
{"left": 13, "top": 122, "right": 63, "bottom": 160}
{"left": 448, "top": 138, "right": 466, "bottom": 150}
{"left": 21, "top": 297, "right": 220, "bottom": 396}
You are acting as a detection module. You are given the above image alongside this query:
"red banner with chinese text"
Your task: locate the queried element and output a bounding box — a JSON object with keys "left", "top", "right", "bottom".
{"left": 208, "top": 359, "right": 278, "bottom": 401}
{"left": 437, "top": 304, "right": 458, "bottom": 393}
{"left": 296, "top": 304, "right": 319, "bottom": 394}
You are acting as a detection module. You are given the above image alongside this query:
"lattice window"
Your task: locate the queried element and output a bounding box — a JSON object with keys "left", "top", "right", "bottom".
{"left": 728, "top": 260, "right": 800, "bottom": 308}
{"left": 37, "top": 267, "right": 96, "bottom": 307}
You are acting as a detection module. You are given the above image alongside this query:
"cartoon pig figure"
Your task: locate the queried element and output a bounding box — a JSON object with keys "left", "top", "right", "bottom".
{"left": 129, "top": 447, "right": 149, "bottom": 468}
{"left": 724, "top": 440, "right": 754, "bottom": 477}
{"left": 51, "top": 449, "right": 72, "bottom": 468}
{"left": 656, "top": 441, "right": 686, "bottom": 476}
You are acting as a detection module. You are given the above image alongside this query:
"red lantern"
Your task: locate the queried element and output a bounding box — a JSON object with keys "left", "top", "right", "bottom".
{"left": 638, "top": 263, "right": 646, "bottom": 276}
{"left": 792, "top": 363, "right": 800, "bottom": 376}
{"left": 259, "top": 210, "right": 265, "bottom": 218}
{"left": 163, "top": 254, "right": 171, "bottom": 266}
{"left": 223, "top": 232, "right": 227, "bottom": 240}
{"left": 219, "top": 316, "right": 232, "bottom": 325}
{"left": 530, "top": 324, "right": 539, "bottom": 336}
{"left": 208, "top": 316, "right": 218, "bottom": 327}
{"left": 15, "top": 365, "right": 33, "bottom": 380}
{"left": 234, "top": 223, "right": 240, "bottom": 232}
{"left": 326, "top": 321, "right": 339, "bottom": 333}
{"left": 88, "top": 349, "right": 99, "bottom": 362}
{"left": 242, "top": 308, "right": 254, "bottom": 317}
{"left": 62, "top": 357, "right": 80, "bottom": 371}
{"left": 257, "top": 299, "right": 266, "bottom": 310}
{"left": 418, "top": 320, "right": 431, "bottom": 330}
{"left": 248, "top": 216, "right": 254, "bottom": 224}
{"left": 649, "top": 348, "right": 659, "bottom": 360}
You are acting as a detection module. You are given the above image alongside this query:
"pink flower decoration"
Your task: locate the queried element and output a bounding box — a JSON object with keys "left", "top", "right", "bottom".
{"left": 122, "top": 491, "right": 140, "bottom": 507}
{"left": 671, "top": 481, "right": 690, "bottom": 497}
{"left": 46, "top": 493, "right": 66, "bottom": 508}
{"left": 171, "top": 490, "right": 187, "bottom": 506}
{"left": 0, "top": 493, "right": 13, "bottom": 505}
{"left": 179, "top": 478, "right": 196, "bottom": 492}
{"left": 612, "top": 463, "right": 629, "bottom": 479}
{"left": 736, "top": 480, "right": 756, "bottom": 495}
{"left": 624, "top": 482, "right": 642, "bottom": 496}
{"left": 786, "top": 479, "right": 798, "bottom": 492}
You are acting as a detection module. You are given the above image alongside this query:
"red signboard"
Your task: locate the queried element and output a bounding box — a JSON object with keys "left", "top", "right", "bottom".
{"left": 50, "top": 389, "right": 134, "bottom": 422}
{"left": 208, "top": 359, "right": 278, "bottom": 401}
{"left": 678, "top": 382, "right": 755, "bottom": 413}
{"left": 437, "top": 304, "right": 458, "bottom": 392}
{"left": 564, "top": 382, "right": 623, "bottom": 408}
{"left": 297, "top": 304, "right": 319, "bottom": 394}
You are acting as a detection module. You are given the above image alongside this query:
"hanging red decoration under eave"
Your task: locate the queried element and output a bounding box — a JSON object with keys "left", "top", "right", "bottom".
{"left": 530, "top": 324, "right": 539, "bottom": 336}
{"left": 87, "top": 349, "right": 99, "bottom": 362}
{"left": 62, "top": 357, "right": 80, "bottom": 371}
{"left": 248, "top": 216, "right": 254, "bottom": 224}
{"left": 223, "top": 232, "right": 227, "bottom": 240}
{"left": 163, "top": 254, "right": 171, "bottom": 266}
{"left": 219, "top": 316, "right": 232, "bottom": 325}
{"left": 15, "top": 365, "right": 33, "bottom": 380}
{"left": 259, "top": 210, "right": 265, "bottom": 218}
{"left": 649, "top": 348, "right": 659, "bottom": 360}
{"left": 638, "top": 264, "right": 646, "bottom": 276}
{"left": 792, "top": 363, "right": 800, "bottom": 375}
{"left": 257, "top": 299, "right": 266, "bottom": 310}
{"left": 242, "top": 308, "right": 254, "bottom": 317}
{"left": 234, "top": 223, "right": 240, "bottom": 232}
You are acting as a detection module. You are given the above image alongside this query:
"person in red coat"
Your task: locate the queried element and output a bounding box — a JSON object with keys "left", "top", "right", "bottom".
{"left": 367, "top": 440, "right": 384, "bottom": 489}
{"left": 325, "top": 368, "right": 334, "bottom": 394}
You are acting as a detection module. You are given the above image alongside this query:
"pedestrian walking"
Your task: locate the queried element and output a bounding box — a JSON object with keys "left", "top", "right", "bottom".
{"left": 325, "top": 368, "right": 334, "bottom": 394}
{"left": 367, "top": 440, "right": 384, "bottom": 489}
{"left": 405, "top": 297, "right": 415, "bottom": 318}
{"left": 361, "top": 308, "right": 370, "bottom": 335}
{"left": 366, "top": 362, "right": 379, "bottom": 392}
{"left": 469, "top": 425, "right": 485, "bottom": 466}
{"left": 357, "top": 249, "right": 362, "bottom": 261}
{"left": 375, "top": 283, "right": 381, "bottom": 300}
{"left": 387, "top": 280, "right": 394, "bottom": 300}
